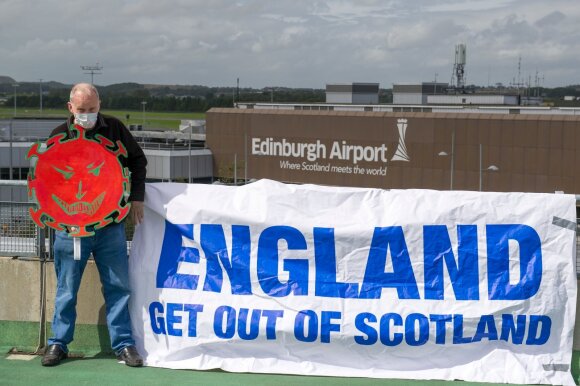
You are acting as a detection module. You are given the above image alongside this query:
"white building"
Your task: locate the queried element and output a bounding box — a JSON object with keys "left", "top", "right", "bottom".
{"left": 393, "top": 82, "right": 520, "bottom": 106}
{"left": 326, "top": 83, "right": 379, "bottom": 104}
{"left": 427, "top": 94, "right": 519, "bottom": 105}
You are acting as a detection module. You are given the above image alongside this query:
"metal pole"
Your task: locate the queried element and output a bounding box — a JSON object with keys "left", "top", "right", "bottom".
{"left": 9, "top": 120, "right": 13, "bottom": 181}
{"left": 13, "top": 84, "right": 19, "bottom": 117}
{"left": 9, "top": 120, "right": 13, "bottom": 216}
{"left": 188, "top": 128, "right": 191, "bottom": 183}
{"left": 234, "top": 153, "right": 237, "bottom": 185}
{"left": 39, "top": 79, "right": 43, "bottom": 113}
{"left": 244, "top": 132, "right": 247, "bottom": 183}
{"left": 141, "top": 101, "right": 147, "bottom": 127}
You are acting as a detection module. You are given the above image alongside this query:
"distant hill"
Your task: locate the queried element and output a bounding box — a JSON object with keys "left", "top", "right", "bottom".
{"left": 0, "top": 76, "right": 16, "bottom": 85}
{"left": 0, "top": 80, "right": 70, "bottom": 95}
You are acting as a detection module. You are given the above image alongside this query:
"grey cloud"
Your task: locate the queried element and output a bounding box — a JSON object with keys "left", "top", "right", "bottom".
{"left": 0, "top": 0, "right": 578, "bottom": 87}
{"left": 535, "top": 11, "right": 566, "bottom": 27}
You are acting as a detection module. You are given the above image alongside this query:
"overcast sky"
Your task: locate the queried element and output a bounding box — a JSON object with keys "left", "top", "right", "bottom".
{"left": 1, "top": 0, "right": 579, "bottom": 88}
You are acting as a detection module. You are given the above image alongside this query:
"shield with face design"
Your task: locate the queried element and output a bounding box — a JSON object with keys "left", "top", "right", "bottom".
{"left": 27, "top": 124, "right": 131, "bottom": 237}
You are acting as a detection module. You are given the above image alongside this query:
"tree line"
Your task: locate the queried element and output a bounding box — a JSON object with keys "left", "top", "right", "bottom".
{"left": 0, "top": 82, "right": 328, "bottom": 112}
{"left": 5, "top": 90, "right": 235, "bottom": 112}
{"left": 2, "top": 80, "right": 579, "bottom": 111}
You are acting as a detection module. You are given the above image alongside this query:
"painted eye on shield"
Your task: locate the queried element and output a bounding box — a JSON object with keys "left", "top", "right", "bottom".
{"left": 53, "top": 165, "right": 74, "bottom": 180}
{"left": 87, "top": 161, "right": 105, "bottom": 176}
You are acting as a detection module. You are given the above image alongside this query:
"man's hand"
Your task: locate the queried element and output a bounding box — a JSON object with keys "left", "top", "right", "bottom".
{"left": 129, "top": 201, "right": 144, "bottom": 225}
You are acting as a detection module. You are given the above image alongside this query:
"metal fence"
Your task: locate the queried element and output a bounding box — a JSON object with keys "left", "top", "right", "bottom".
{"left": 0, "top": 201, "right": 43, "bottom": 257}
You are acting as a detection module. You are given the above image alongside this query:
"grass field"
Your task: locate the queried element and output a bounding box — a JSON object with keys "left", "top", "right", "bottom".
{"left": 0, "top": 107, "right": 205, "bottom": 131}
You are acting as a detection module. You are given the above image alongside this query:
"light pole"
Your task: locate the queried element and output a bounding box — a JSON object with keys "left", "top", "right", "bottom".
{"left": 438, "top": 127, "right": 455, "bottom": 190}
{"left": 39, "top": 78, "right": 43, "bottom": 113}
{"left": 141, "top": 101, "right": 147, "bottom": 128}
{"left": 13, "top": 83, "right": 19, "bottom": 117}
{"left": 479, "top": 143, "right": 499, "bottom": 191}
{"left": 188, "top": 126, "right": 192, "bottom": 184}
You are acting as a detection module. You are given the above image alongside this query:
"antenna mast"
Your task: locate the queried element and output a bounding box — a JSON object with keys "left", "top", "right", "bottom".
{"left": 450, "top": 44, "right": 467, "bottom": 92}
{"left": 510, "top": 56, "right": 525, "bottom": 94}
{"left": 80, "top": 63, "right": 103, "bottom": 84}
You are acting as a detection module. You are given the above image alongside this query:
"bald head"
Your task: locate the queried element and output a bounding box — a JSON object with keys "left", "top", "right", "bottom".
{"left": 69, "top": 83, "right": 100, "bottom": 101}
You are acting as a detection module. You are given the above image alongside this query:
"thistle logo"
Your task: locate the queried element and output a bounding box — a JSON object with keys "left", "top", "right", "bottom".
{"left": 391, "top": 119, "right": 410, "bottom": 162}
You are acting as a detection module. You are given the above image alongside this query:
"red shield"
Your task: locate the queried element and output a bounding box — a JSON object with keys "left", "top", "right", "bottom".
{"left": 27, "top": 124, "right": 131, "bottom": 237}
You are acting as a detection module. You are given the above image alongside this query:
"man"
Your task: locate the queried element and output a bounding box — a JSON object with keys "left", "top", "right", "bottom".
{"left": 41, "top": 83, "right": 147, "bottom": 367}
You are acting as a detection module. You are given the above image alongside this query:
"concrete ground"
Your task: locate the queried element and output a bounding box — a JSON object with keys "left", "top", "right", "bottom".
{"left": 0, "top": 350, "right": 552, "bottom": 386}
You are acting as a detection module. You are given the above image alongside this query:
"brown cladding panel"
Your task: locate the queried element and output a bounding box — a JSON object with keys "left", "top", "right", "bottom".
{"left": 548, "top": 149, "right": 563, "bottom": 179}
{"left": 536, "top": 175, "right": 549, "bottom": 191}
{"left": 433, "top": 117, "right": 451, "bottom": 146}
{"left": 500, "top": 119, "right": 514, "bottom": 148}
{"left": 563, "top": 149, "right": 575, "bottom": 178}
{"left": 465, "top": 170, "right": 479, "bottom": 191}
{"left": 536, "top": 148, "right": 549, "bottom": 176}
{"left": 563, "top": 122, "right": 576, "bottom": 150}
{"left": 498, "top": 147, "right": 512, "bottom": 177}
{"left": 467, "top": 144, "right": 481, "bottom": 172}
{"left": 488, "top": 145, "right": 501, "bottom": 169}
{"left": 495, "top": 172, "right": 512, "bottom": 192}
{"left": 460, "top": 120, "right": 477, "bottom": 147}
{"left": 520, "top": 118, "right": 538, "bottom": 148}
{"left": 523, "top": 148, "right": 537, "bottom": 175}
{"left": 549, "top": 120, "right": 563, "bottom": 149}
{"left": 387, "top": 166, "right": 402, "bottom": 188}
{"left": 537, "top": 122, "right": 550, "bottom": 149}
{"left": 410, "top": 168, "right": 422, "bottom": 188}
{"left": 489, "top": 123, "right": 501, "bottom": 147}
{"left": 548, "top": 175, "right": 563, "bottom": 192}
{"left": 510, "top": 174, "right": 525, "bottom": 192}
{"left": 523, "top": 173, "right": 536, "bottom": 192}
{"left": 432, "top": 168, "right": 448, "bottom": 190}
{"left": 453, "top": 170, "right": 467, "bottom": 190}
{"left": 422, "top": 168, "right": 434, "bottom": 188}
{"left": 486, "top": 170, "right": 501, "bottom": 192}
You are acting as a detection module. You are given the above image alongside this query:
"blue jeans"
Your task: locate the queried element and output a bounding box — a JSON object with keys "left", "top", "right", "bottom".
{"left": 48, "top": 222, "right": 135, "bottom": 354}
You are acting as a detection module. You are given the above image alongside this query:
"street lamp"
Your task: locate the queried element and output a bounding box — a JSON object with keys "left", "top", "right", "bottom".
{"left": 479, "top": 144, "right": 499, "bottom": 191}
{"left": 141, "top": 101, "right": 147, "bottom": 128}
{"left": 39, "top": 78, "right": 43, "bottom": 113}
{"left": 438, "top": 127, "right": 455, "bottom": 190}
{"left": 13, "top": 83, "right": 19, "bottom": 117}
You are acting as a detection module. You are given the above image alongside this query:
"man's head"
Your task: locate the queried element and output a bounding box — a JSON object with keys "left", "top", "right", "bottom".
{"left": 68, "top": 83, "right": 100, "bottom": 129}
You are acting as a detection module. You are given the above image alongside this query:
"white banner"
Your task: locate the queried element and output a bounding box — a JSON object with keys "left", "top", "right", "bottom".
{"left": 129, "top": 180, "right": 577, "bottom": 385}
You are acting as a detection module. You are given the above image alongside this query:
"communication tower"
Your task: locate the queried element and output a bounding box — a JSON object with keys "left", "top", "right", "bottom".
{"left": 509, "top": 56, "right": 526, "bottom": 94}
{"left": 450, "top": 44, "right": 467, "bottom": 91}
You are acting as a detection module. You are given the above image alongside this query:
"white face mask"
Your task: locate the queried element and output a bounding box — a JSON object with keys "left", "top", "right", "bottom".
{"left": 74, "top": 112, "right": 98, "bottom": 129}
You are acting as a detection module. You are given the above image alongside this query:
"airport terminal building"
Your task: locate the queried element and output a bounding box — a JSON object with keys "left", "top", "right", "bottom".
{"left": 206, "top": 105, "right": 580, "bottom": 194}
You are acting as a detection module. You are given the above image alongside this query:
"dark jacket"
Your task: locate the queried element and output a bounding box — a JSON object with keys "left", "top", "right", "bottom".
{"left": 51, "top": 114, "right": 148, "bottom": 202}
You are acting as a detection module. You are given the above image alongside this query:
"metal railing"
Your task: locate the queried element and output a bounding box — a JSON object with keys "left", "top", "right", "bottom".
{"left": 0, "top": 201, "right": 43, "bottom": 257}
